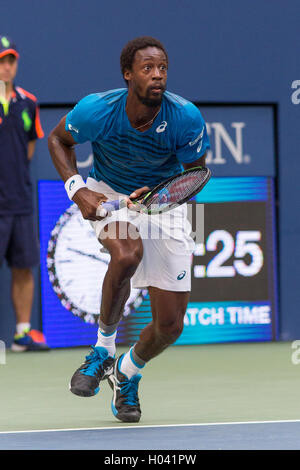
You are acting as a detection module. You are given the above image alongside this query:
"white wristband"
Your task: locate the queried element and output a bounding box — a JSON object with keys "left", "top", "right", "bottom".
{"left": 64, "top": 174, "right": 86, "bottom": 200}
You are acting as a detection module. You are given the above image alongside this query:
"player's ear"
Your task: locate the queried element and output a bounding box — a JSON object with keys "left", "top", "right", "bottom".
{"left": 124, "top": 69, "right": 132, "bottom": 82}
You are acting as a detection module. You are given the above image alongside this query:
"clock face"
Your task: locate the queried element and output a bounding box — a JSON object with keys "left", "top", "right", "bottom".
{"left": 47, "top": 204, "right": 146, "bottom": 324}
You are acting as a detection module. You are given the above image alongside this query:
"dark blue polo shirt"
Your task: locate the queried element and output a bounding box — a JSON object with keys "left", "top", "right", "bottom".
{"left": 0, "top": 85, "right": 44, "bottom": 215}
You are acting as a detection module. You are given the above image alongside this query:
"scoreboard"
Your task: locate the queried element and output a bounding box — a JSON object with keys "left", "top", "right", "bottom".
{"left": 38, "top": 104, "right": 278, "bottom": 347}
{"left": 176, "top": 176, "right": 277, "bottom": 344}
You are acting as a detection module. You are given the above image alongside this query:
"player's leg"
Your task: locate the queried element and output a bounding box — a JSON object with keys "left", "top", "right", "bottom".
{"left": 7, "top": 214, "right": 49, "bottom": 351}
{"left": 70, "top": 221, "right": 143, "bottom": 397}
{"left": 135, "top": 287, "right": 190, "bottom": 360}
{"left": 11, "top": 266, "right": 34, "bottom": 326}
{"left": 108, "top": 287, "right": 189, "bottom": 422}
{"left": 108, "top": 205, "right": 194, "bottom": 422}
{"left": 98, "top": 221, "right": 143, "bottom": 336}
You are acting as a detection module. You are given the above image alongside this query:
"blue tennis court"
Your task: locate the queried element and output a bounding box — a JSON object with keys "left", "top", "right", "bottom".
{"left": 1, "top": 421, "right": 300, "bottom": 450}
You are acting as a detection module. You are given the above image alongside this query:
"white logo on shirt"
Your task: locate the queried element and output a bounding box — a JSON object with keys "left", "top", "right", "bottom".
{"left": 189, "top": 127, "right": 204, "bottom": 152}
{"left": 68, "top": 123, "right": 79, "bottom": 133}
{"left": 156, "top": 121, "right": 167, "bottom": 133}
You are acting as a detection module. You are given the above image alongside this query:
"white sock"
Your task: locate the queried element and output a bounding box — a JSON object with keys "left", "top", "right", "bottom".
{"left": 95, "top": 329, "right": 117, "bottom": 357}
{"left": 119, "top": 347, "right": 145, "bottom": 379}
{"left": 16, "top": 323, "right": 30, "bottom": 335}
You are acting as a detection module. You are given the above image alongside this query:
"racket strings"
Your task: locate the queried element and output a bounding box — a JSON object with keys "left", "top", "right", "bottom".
{"left": 145, "top": 170, "right": 207, "bottom": 208}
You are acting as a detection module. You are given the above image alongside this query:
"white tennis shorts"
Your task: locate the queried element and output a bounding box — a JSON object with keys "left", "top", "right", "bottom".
{"left": 87, "top": 177, "right": 195, "bottom": 292}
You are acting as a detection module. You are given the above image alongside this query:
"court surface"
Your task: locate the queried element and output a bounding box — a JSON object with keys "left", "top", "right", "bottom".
{"left": 1, "top": 341, "right": 300, "bottom": 449}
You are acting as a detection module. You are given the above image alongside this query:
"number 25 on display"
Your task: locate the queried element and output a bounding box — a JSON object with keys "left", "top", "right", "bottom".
{"left": 194, "top": 230, "right": 263, "bottom": 278}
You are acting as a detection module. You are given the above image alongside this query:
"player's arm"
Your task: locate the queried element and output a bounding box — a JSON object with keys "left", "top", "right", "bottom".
{"left": 28, "top": 140, "right": 36, "bottom": 160}
{"left": 176, "top": 104, "right": 210, "bottom": 171}
{"left": 182, "top": 153, "right": 206, "bottom": 170}
{"left": 48, "top": 115, "right": 107, "bottom": 221}
{"left": 48, "top": 115, "right": 79, "bottom": 180}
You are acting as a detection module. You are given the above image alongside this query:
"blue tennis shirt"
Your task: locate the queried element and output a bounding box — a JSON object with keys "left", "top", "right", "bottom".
{"left": 66, "top": 88, "right": 210, "bottom": 195}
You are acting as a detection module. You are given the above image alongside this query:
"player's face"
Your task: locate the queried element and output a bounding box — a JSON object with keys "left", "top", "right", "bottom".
{"left": 0, "top": 54, "right": 18, "bottom": 85}
{"left": 125, "top": 47, "right": 168, "bottom": 107}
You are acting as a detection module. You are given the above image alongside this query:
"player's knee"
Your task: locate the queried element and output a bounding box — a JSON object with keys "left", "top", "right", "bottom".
{"left": 156, "top": 318, "right": 184, "bottom": 345}
{"left": 111, "top": 246, "right": 142, "bottom": 279}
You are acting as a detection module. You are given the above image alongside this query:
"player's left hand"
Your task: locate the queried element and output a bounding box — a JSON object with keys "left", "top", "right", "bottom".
{"left": 127, "top": 186, "right": 150, "bottom": 211}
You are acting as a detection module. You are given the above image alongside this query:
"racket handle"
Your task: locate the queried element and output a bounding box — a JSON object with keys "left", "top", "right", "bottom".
{"left": 96, "top": 199, "right": 127, "bottom": 217}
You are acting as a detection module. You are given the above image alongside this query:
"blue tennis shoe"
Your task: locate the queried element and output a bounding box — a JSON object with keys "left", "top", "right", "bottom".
{"left": 108, "top": 355, "right": 142, "bottom": 423}
{"left": 70, "top": 346, "right": 114, "bottom": 397}
{"left": 11, "top": 328, "right": 50, "bottom": 352}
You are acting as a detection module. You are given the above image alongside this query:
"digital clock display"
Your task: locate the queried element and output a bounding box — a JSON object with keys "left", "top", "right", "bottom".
{"left": 190, "top": 201, "right": 271, "bottom": 302}
{"left": 174, "top": 176, "right": 278, "bottom": 345}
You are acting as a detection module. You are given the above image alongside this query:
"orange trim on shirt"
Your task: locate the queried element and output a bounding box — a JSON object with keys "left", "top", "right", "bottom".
{"left": 16, "top": 86, "right": 37, "bottom": 102}
{"left": 35, "top": 105, "right": 44, "bottom": 138}
{"left": 15, "top": 86, "right": 44, "bottom": 138}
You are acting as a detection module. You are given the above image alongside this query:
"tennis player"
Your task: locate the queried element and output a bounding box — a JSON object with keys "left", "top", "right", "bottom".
{"left": 48, "top": 36, "right": 210, "bottom": 423}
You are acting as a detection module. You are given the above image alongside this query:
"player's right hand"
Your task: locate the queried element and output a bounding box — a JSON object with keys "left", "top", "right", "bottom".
{"left": 72, "top": 187, "right": 108, "bottom": 221}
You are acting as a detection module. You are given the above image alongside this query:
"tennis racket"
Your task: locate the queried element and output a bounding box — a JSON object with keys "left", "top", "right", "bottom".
{"left": 97, "top": 166, "right": 211, "bottom": 216}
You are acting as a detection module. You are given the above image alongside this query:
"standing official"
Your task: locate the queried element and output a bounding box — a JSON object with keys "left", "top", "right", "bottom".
{"left": 0, "top": 35, "right": 49, "bottom": 351}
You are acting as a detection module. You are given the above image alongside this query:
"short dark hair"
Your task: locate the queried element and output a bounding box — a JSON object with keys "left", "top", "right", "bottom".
{"left": 120, "top": 36, "right": 168, "bottom": 85}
